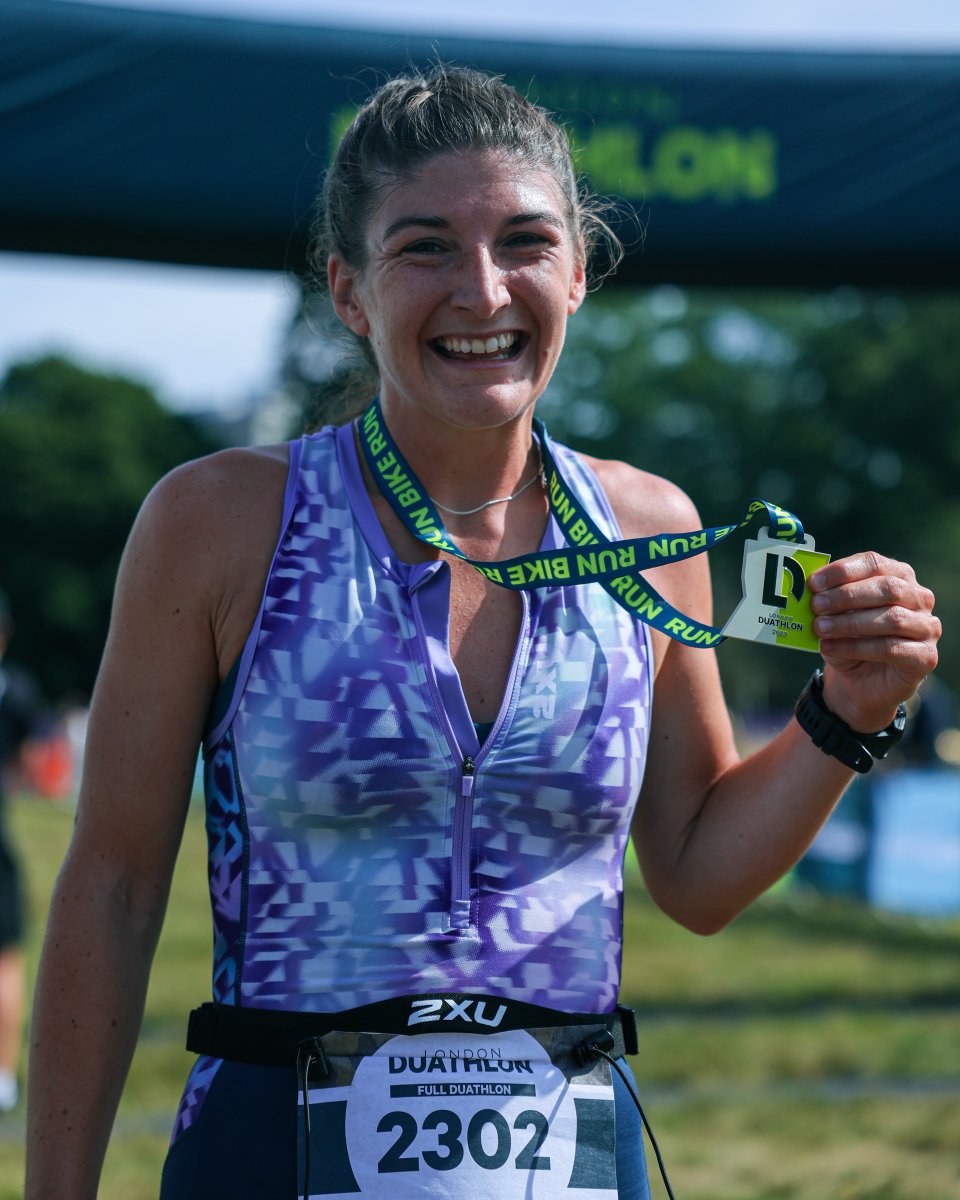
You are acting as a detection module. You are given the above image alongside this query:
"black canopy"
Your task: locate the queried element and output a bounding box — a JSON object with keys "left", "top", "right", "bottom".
{"left": 2, "top": 0, "right": 958, "bottom": 285}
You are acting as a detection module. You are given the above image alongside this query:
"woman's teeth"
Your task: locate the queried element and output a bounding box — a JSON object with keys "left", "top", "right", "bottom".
{"left": 438, "top": 332, "right": 518, "bottom": 357}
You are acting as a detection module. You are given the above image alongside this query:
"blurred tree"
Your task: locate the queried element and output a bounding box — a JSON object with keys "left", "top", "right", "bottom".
{"left": 0, "top": 356, "right": 218, "bottom": 701}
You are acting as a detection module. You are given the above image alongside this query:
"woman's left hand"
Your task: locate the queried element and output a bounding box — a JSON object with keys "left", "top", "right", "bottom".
{"left": 808, "top": 552, "right": 940, "bottom": 731}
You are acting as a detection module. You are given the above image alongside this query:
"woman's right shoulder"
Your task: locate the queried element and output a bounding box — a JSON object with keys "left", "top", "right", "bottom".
{"left": 140, "top": 442, "right": 291, "bottom": 541}
{"left": 149, "top": 441, "right": 290, "bottom": 507}
{"left": 122, "top": 443, "right": 298, "bottom": 675}
{"left": 126, "top": 442, "right": 295, "bottom": 601}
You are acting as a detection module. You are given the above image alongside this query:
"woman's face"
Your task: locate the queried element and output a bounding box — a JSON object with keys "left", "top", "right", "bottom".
{"left": 329, "top": 149, "right": 586, "bottom": 435}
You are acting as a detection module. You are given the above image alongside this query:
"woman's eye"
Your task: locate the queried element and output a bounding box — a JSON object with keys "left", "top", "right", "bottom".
{"left": 403, "top": 239, "right": 447, "bottom": 255}
{"left": 506, "top": 232, "right": 551, "bottom": 248}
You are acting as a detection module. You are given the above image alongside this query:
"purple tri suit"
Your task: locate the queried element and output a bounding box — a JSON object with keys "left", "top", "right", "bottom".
{"left": 162, "top": 421, "right": 654, "bottom": 1198}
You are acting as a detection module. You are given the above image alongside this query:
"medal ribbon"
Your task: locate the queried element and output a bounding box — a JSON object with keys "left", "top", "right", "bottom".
{"left": 359, "top": 398, "right": 805, "bottom": 648}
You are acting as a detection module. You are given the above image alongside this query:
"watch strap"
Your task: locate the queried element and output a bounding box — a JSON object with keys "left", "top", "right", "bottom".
{"left": 794, "top": 670, "right": 907, "bottom": 774}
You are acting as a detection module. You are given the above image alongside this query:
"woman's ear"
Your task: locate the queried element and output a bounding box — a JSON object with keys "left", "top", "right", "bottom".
{"left": 568, "top": 249, "right": 587, "bottom": 315}
{"left": 328, "top": 255, "right": 370, "bottom": 336}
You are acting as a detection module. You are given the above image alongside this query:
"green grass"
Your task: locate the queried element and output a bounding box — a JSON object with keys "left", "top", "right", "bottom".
{"left": 4, "top": 795, "right": 960, "bottom": 1200}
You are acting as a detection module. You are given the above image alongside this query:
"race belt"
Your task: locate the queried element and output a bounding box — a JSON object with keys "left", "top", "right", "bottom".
{"left": 186, "top": 994, "right": 638, "bottom": 1068}
{"left": 187, "top": 993, "right": 637, "bottom": 1200}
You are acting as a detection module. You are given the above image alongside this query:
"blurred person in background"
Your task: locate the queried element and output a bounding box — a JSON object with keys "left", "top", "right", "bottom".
{"left": 0, "top": 589, "right": 42, "bottom": 1114}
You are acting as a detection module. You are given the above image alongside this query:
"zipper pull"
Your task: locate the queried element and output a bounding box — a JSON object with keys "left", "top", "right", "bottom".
{"left": 461, "top": 756, "right": 476, "bottom": 797}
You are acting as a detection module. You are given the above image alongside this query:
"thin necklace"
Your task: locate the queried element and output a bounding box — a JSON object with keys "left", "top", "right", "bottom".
{"left": 430, "top": 448, "right": 544, "bottom": 517}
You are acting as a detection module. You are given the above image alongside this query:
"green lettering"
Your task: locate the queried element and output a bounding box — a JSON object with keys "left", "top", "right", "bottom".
{"left": 632, "top": 593, "right": 663, "bottom": 621}
{"left": 569, "top": 519, "right": 593, "bottom": 545}
{"left": 410, "top": 507, "right": 435, "bottom": 533}
{"left": 597, "top": 549, "right": 619, "bottom": 576}
{"left": 710, "top": 129, "right": 747, "bottom": 203}
{"left": 615, "top": 580, "right": 664, "bottom": 622}
{"left": 654, "top": 126, "right": 710, "bottom": 200}
{"left": 681, "top": 623, "right": 707, "bottom": 643}
{"left": 423, "top": 528, "right": 451, "bottom": 548}
{"left": 554, "top": 495, "right": 576, "bottom": 526}
{"left": 709, "top": 128, "right": 776, "bottom": 203}
{"left": 650, "top": 126, "right": 778, "bottom": 202}
{"left": 571, "top": 124, "right": 650, "bottom": 197}
{"left": 773, "top": 508, "right": 798, "bottom": 539}
{"left": 381, "top": 463, "right": 406, "bottom": 490}
{"left": 524, "top": 559, "right": 546, "bottom": 584}
{"left": 741, "top": 131, "right": 777, "bottom": 200}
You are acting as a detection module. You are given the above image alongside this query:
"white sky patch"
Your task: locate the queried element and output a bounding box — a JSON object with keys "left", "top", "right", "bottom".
{"left": 68, "top": 0, "right": 960, "bottom": 50}
{"left": 0, "top": 254, "right": 296, "bottom": 413}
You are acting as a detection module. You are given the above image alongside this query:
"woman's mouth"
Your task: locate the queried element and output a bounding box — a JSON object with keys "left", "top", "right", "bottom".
{"left": 434, "top": 331, "right": 522, "bottom": 360}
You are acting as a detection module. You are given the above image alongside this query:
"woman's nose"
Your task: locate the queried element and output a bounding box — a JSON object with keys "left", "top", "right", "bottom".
{"left": 452, "top": 246, "right": 510, "bottom": 317}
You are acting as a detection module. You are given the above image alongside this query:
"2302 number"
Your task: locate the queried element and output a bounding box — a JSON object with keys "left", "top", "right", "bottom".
{"left": 377, "top": 1108, "right": 551, "bottom": 1174}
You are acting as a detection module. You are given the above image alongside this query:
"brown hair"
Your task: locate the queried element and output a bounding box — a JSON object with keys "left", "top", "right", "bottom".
{"left": 310, "top": 64, "right": 621, "bottom": 285}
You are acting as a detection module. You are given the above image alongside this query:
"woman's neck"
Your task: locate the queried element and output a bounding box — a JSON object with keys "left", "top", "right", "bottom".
{"left": 369, "top": 396, "right": 540, "bottom": 516}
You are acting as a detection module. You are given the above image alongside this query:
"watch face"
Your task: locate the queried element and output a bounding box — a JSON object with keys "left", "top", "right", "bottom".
{"left": 865, "top": 704, "right": 907, "bottom": 758}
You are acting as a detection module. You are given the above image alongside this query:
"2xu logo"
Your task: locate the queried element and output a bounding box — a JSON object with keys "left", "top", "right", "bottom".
{"left": 408, "top": 998, "right": 508, "bottom": 1029}
{"left": 762, "top": 552, "right": 806, "bottom": 609}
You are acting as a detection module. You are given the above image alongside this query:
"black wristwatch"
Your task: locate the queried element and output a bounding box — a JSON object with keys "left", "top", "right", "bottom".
{"left": 794, "top": 669, "right": 907, "bottom": 774}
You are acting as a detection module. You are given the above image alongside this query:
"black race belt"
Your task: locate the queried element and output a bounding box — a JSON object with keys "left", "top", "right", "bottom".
{"left": 187, "top": 993, "right": 638, "bottom": 1067}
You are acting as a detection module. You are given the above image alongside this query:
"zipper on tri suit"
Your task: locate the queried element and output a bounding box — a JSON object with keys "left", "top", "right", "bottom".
{"left": 410, "top": 575, "right": 533, "bottom": 936}
{"left": 449, "top": 755, "right": 476, "bottom": 931}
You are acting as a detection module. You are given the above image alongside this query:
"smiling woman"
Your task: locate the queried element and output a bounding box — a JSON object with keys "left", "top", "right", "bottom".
{"left": 25, "top": 64, "right": 940, "bottom": 1200}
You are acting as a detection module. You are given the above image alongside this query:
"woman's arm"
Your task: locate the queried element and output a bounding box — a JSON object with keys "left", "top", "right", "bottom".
{"left": 592, "top": 460, "right": 940, "bottom": 934}
{"left": 25, "top": 447, "right": 287, "bottom": 1199}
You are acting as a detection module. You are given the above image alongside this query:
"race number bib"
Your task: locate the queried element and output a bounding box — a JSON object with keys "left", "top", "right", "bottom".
{"left": 297, "top": 1026, "right": 617, "bottom": 1198}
